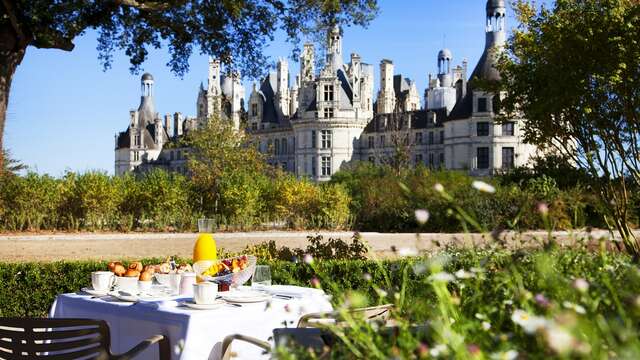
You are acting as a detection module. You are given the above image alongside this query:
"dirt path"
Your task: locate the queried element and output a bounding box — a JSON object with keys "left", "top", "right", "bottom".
{"left": 0, "top": 229, "right": 627, "bottom": 262}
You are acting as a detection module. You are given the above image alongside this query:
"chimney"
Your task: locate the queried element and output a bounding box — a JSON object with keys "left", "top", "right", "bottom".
{"left": 174, "top": 112, "right": 184, "bottom": 137}
{"left": 164, "top": 114, "right": 173, "bottom": 138}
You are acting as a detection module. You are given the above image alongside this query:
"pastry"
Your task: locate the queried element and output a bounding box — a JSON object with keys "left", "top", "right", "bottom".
{"left": 143, "top": 265, "right": 156, "bottom": 274}
{"left": 114, "top": 264, "right": 126, "bottom": 277}
{"left": 124, "top": 269, "right": 140, "bottom": 278}
{"left": 139, "top": 271, "right": 153, "bottom": 281}
{"left": 128, "top": 261, "right": 143, "bottom": 272}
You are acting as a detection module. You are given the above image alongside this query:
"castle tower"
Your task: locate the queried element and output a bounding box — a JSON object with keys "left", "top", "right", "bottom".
{"left": 486, "top": 0, "right": 507, "bottom": 49}
{"left": 300, "top": 43, "right": 315, "bottom": 83}
{"left": 138, "top": 73, "right": 156, "bottom": 127}
{"left": 276, "top": 58, "right": 290, "bottom": 117}
{"left": 437, "top": 49, "right": 453, "bottom": 87}
{"left": 377, "top": 59, "right": 396, "bottom": 114}
{"left": 207, "top": 58, "right": 222, "bottom": 118}
{"left": 326, "top": 25, "right": 343, "bottom": 70}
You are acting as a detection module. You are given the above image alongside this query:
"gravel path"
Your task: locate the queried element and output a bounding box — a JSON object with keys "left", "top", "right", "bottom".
{"left": 0, "top": 229, "right": 627, "bottom": 262}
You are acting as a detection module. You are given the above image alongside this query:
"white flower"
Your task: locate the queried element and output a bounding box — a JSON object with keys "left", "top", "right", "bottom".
{"left": 490, "top": 350, "right": 518, "bottom": 360}
{"left": 455, "top": 269, "right": 474, "bottom": 279}
{"left": 412, "top": 262, "right": 427, "bottom": 275}
{"left": 434, "top": 183, "right": 445, "bottom": 193}
{"left": 303, "top": 254, "right": 314, "bottom": 264}
{"left": 429, "top": 344, "right": 448, "bottom": 357}
{"left": 572, "top": 278, "right": 589, "bottom": 293}
{"left": 562, "top": 301, "right": 586, "bottom": 314}
{"left": 472, "top": 180, "right": 496, "bottom": 194}
{"left": 482, "top": 321, "right": 492, "bottom": 331}
{"left": 511, "top": 309, "right": 549, "bottom": 334}
{"left": 414, "top": 209, "right": 430, "bottom": 225}
{"left": 398, "top": 247, "right": 418, "bottom": 257}
{"left": 363, "top": 273, "right": 372, "bottom": 281}
{"left": 544, "top": 324, "right": 575, "bottom": 355}
{"left": 429, "top": 272, "right": 456, "bottom": 283}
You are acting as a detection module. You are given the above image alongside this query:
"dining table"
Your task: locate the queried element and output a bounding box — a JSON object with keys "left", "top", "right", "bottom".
{"left": 49, "top": 285, "right": 333, "bottom": 360}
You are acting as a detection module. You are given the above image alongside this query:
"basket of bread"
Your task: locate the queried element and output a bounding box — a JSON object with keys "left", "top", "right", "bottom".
{"left": 195, "top": 255, "right": 256, "bottom": 290}
{"left": 107, "top": 259, "right": 193, "bottom": 285}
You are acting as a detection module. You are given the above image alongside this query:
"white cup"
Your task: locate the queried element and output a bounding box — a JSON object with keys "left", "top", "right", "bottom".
{"left": 114, "top": 276, "right": 139, "bottom": 293}
{"left": 138, "top": 280, "right": 153, "bottom": 294}
{"left": 91, "top": 271, "right": 114, "bottom": 292}
{"left": 193, "top": 282, "right": 218, "bottom": 305}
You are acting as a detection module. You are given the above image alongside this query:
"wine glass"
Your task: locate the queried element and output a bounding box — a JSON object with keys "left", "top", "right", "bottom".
{"left": 252, "top": 265, "right": 272, "bottom": 287}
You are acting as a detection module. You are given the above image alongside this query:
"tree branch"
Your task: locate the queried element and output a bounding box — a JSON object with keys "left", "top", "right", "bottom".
{"left": 32, "top": 32, "right": 75, "bottom": 51}
{"left": 112, "top": 0, "right": 172, "bottom": 11}
{"left": 1, "top": 0, "right": 28, "bottom": 48}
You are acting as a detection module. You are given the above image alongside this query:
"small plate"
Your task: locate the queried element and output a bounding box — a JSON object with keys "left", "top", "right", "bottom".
{"left": 182, "top": 300, "right": 224, "bottom": 310}
{"left": 220, "top": 290, "right": 271, "bottom": 303}
{"left": 81, "top": 287, "right": 110, "bottom": 296}
{"left": 110, "top": 291, "right": 139, "bottom": 302}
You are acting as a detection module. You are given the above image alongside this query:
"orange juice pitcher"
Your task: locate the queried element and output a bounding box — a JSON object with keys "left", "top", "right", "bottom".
{"left": 194, "top": 219, "right": 217, "bottom": 262}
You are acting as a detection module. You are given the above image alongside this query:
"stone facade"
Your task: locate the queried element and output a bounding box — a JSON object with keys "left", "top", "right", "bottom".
{"left": 116, "top": 0, "right": 537, "bottom": 179}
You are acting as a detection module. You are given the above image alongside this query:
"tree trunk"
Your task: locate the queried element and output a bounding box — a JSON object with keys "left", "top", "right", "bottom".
{"left": 0, "top": 48, "right": 25, "bottom": 174}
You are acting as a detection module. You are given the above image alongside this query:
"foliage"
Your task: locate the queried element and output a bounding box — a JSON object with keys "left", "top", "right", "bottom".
{"left": 245, "top": 234, "right": 368, "bottom": 262}
{"left": 495, "top": 0, "right": 640, "bottom": 254}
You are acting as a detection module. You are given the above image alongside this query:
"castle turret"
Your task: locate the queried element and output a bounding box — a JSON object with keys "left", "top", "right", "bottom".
{"left": 377, "top": 59, "right": 396, "bottom": 114}
{"left": 437, "top": 49, "right": 453, "bottom": 87}
{"left": 276, "top": 58, "right": 290, "bottom": 117}
{"left": 326, "top": 25, "right": 343, "bottom": 70}
{"left": 138, "top": 73, "right": 156, "bottom": 126}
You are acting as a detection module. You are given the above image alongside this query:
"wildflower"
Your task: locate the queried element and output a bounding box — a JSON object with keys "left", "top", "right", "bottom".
{"left": 511, "top": 309, "right": 549, "bottom": 334}
{"left": 467, "top": 344, "right": 481, "bottom": 356}
{"left": 470, "top": 267, "right": 484, "bottom": 274}
{"left": 303, "top": 254, "right": 313, "bottom": 264}
{"left": 429, "top": 272, "right": 456, "bottom": 283}
{"left": 310, "top": 277, "right": 321, "bottom": 288}
{"left": 562, "top": 301, "right": 586, "bottom": 314}
{"left": 417, "top": 343, "right": 429, "bottom": 358}
{"left": 536, "top": 202, "right": 549, "bottom": 215}
{"left": 472, "top": 180, "right": 496, "bottom": 194}
{"left": 412, "top": 262, "right": 427, "bottom": 275}
{"left": 429, "top": 344, "right": 448, "bottom": 357}
{"left": 572, "top": 278, "right": 589, "bottom": 293}
{"left": 489, "top": 350, "right": 518, "bottom": 360}
{"left": 534, "top": 293, "right": 551, "bottom": 308}
{"left": 398, "top": 247, "right": 418, "bottom": 257}
{"left": 363, "top": 273, "right": 372, "bottom": 281}
{"left": 544, "top": 324, "right": 575, "bottom": 355}
{"left": 434, "top": 183, "right": 444, "bottom": 193}
{"left": 375, "top": 288, "right": 388, "bottom": 298}
{"left": 414, "top": 209, "right": 430, "bottom": 225}
{"left": 455, "top": 269, "right": 474, "bottom": 279}
{"left": 482, "top": 321, "right": 492, "bottom": 331}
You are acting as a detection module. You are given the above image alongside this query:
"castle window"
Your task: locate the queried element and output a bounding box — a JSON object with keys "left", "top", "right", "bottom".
{"left": 323, "top": 85, "right": 334, "bottom": 102}
{"left": 502, "top": 147, "right": 515, "bottom": 169}
{"left": 321, "top": 156, "right": 332, "bottom": 176}
{"left": 477, "top": 147, "right": 490, "bottom": 169}
{"left": 134, "top": 135, "right": 141, "bottom": 146}
{"left": 176, "top": 150, "right": 181, "bottom": 160}
{"left": 321, "top": 130, "right": 332, "bottom": 149}
{"left": 323, "top": 108, "right": 334, "bottom": 118}
{"left": 439, "top": 130, "right": 445, "bottom": 144}
{"left": 312, "top": 158, "right": 317, "bottom": 177}
{"left": 429, "top": 153, "right": 434, "bottom": 167}
{"left": 415, "top": 132, "right": 423, "bottom": 145}
{"left": 133, "top": 151, "right": 139, "bottom": 162}
{"left": 502, "top": 122, "right": 515, "bottom": 136}
{"left": 170, "top": 151, "right": 174, "bottom": 161}
{"left": 275, "top": 139, "right": 280, "bottom": 155}
{"left": 380, "top": 135, "right": 386, "bottom": 147}
{"left": 439, "top": 153, "right": 445, "bottom": 167}
{"left": 311, "top": 131, "right": 317, "bottom": 149}
{"left": 477, "top": 97, "right": 488, "bottom": 112}
{"left": 477, "top": 122, "right": 490, "bottom": 136}
{"left": 282, "top": 162, "right": 287, "bottom": 171}
{"left": 268, "top": 140, "right": 273, "bottom": 154}
{"left": 251, "top": 103, "right": 258, "bottom": 117}
{"left": 251, "top": 123, "right": 258, "bottom": 131}
{"left": 281, "top": 138, "right": 287, "bottom": 154}
{"left": 428, "top": 132, "right": 434, "bottom": 145}
{"left": 368, "top": 136, "right": 374, "bottom": 149}
{"left": 415, "top": 154, "right": 423, "bottom": 164}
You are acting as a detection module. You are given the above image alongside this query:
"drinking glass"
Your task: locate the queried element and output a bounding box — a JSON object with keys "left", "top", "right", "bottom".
{"left": 252, "top": 265, "right": 272, "bottom": 287}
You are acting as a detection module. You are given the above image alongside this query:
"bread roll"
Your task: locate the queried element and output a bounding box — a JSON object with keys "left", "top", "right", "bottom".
{"left": 143, "top": 265, "right": 156, "bottom": 274}
{"left": 114, "top": 264, "right": 126, "bottom": 277}
{"left": 124, "top": 269, "right": 140, "bottom": 278}
{"left": 129, "top": 261, "right": 143, "bottom": 272}
{"left": 139, "top": 271, "right": 153, "bottom": 282}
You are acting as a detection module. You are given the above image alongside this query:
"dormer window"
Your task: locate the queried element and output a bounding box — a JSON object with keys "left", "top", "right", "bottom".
{"left": 134, "top": 135, "right": 141, "bottom": 146}
{"left": 323, "top": 85, "right": 334, "bottom": 102}
{"left": 323, "top": 108, "right": 334, "bottom": 118}
{"left": 251, "top": 103, "right": 258, "bottom": 117}
{"left": 477, "top": 97, "right": 488, "bottom": 112}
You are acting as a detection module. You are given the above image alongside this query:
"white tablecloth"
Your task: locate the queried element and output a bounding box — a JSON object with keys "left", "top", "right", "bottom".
{"left": 49, "top": 286, "right": 332, "bottom": 360}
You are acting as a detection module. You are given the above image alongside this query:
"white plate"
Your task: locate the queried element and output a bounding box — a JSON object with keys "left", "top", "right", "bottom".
{"left": 220, "top": 290, "right": 271, "bottom": 303}
{"left": 109, "top": 290, "right": 176, "bottom": 303}
{"left": 81, "top": 287, "right": 110, "bottom": 296}
{"left": 182, "top": 300, "right": 224, "bottom": 310}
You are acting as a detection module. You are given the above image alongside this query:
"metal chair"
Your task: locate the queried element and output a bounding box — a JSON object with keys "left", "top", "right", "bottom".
{"left": 221, "top": 304, "right": 393, "bottom": 359}
{"left": 0, "top": 318, "right": 170, "bottom": 360}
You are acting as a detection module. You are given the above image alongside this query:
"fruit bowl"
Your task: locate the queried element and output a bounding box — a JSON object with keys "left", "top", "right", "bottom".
{"left": 196, "top": 255, "right": 257, "bottom": 288}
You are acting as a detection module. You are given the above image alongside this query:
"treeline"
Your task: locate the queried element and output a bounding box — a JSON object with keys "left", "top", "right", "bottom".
{"left": 0, "top": 170, "right": 352, "bottom": 232}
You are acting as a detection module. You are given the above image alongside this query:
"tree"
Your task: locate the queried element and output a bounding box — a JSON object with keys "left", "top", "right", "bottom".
{"left": 496, "top": 0, "right": 640, "bottom": 254}
{"left": 187, "top": 117, "right": 271, "bottom": 218}
{"left": 1, "top": 148, "right": 25, "bottom": 176}
{"left": 0, "top": 0, "right": 378, "bottom": 171}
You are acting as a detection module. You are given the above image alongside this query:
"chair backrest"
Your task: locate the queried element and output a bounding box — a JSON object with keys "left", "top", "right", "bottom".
{"left": 297, "top": 304, "right": 394, "bottom": 328}
{"left": 0, "top": 318, "right": 111, "bottom": 359}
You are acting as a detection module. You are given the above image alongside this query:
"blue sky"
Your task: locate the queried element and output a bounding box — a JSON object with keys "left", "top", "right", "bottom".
{"left": 6, "top": 0, "right": 521, "bottom": 175}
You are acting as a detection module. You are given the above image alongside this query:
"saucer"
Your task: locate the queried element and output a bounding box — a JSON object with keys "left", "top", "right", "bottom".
{"left": 220, "top": 290, "right": 271, "bottom": 303}
{"left": 81, "top": 287, "right": 110, "bottom": 296}
{"left": 182, "top": 300, "right": 224, "bottom": 310}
